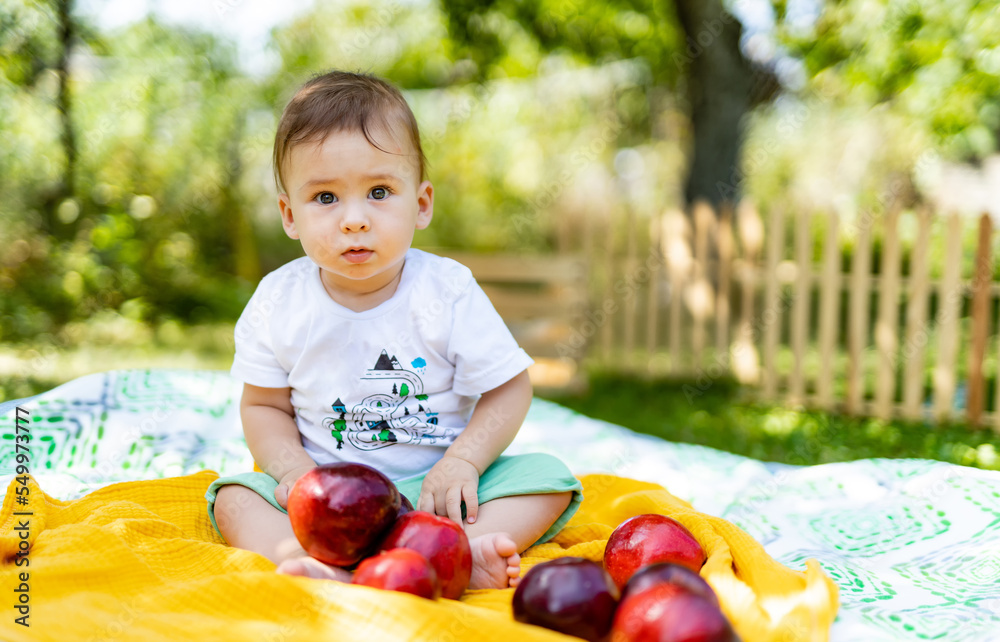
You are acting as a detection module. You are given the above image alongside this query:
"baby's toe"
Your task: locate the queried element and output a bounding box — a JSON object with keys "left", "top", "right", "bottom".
{"left": 277, "top": 557, "right": 351, "bottom": 582}
{"left": 494, "top": 535, "right": 518, "bottom": 557}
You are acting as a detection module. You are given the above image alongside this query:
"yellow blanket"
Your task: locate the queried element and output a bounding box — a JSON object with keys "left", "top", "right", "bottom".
{"left": 0, "top": 472, "right": 837, "bottom": 642}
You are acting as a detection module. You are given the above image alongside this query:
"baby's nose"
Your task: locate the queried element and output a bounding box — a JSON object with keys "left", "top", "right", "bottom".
{"left": 340, "top": 205, "right": 371, "bottom": 232}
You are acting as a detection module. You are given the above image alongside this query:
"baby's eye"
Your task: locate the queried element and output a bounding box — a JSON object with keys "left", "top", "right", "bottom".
{"left": 370, "top": 187, "right": 389, "bottom": 200}
{"left": 316, "top": 192, "right": 336, "bottom": 205}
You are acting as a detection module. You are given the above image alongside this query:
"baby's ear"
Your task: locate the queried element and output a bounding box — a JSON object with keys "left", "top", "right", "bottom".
{"left": 415, "top": 181, "right": 433, "bottom": 230}
{"left": 278, "top": 194, "right": 299, "bottom": 239}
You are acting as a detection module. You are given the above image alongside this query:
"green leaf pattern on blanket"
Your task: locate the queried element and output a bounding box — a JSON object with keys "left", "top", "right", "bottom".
{"left": 2, "top": 369, "right": 1000, "bottom": 641}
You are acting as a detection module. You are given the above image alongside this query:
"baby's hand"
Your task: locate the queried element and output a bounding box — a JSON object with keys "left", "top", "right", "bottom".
{"left": 417, "top": 455, "right": 480, "bottom": 527}
{"left": 275, "top": 464, "right": 316, "bottom": 509}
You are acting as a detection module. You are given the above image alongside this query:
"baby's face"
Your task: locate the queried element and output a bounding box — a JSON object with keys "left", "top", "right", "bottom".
{"left": 278, "top": 129, "right": 432, "bottom": 300}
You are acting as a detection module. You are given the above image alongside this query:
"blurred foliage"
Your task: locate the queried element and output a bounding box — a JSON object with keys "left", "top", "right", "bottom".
{"left": 439, "top": 0, "right": 683, "bottom": 86}
{"left": 1, "top": 0, "right": 682, "bottom": 346}
{"left": 778, "top": 0, "right": 1000, "bottom": 163}
{"left": 1, "top": 10, "right": 263, "bottom": 343}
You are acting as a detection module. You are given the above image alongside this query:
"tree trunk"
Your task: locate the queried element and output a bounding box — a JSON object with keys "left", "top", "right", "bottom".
{"left": 56, "top": 0, "right": 76, "bottom": 207}
{"left": 672, "top": 0, "right": 756, "bottom": 208}
{"left": 41, "top": 0, "right": 77, "bottom": 236}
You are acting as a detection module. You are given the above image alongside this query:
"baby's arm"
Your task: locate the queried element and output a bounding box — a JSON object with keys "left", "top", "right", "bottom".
{"left": 240, "top": 383, "right": 316, "bottom": 508}
{"left": 417, "top": 369, "right": 533, "bottom": 525}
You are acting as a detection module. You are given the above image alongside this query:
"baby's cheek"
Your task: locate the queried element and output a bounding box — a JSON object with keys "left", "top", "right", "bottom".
{"left": 308, "top": 238, "right": 340, "bottom": 262}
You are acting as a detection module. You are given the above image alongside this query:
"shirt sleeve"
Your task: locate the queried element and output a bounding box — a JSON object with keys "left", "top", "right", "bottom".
{"left": 230, "top": 280, "right": 291, "bottom": 388}
{"left": 447, "top": 280, "right": 534, "bottom": 397}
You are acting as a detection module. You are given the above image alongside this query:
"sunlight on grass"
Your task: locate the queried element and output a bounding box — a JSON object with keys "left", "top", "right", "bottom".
{"left": 0, "top": 320, "right": 235, "bottom": 402}
{"left": 761, "top": 409, "right": 802, "bottom": 436}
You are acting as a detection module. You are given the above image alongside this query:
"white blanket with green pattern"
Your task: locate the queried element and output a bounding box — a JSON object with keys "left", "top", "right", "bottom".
{"left": 1, "top": 369, "right": 997, "bottom": 641}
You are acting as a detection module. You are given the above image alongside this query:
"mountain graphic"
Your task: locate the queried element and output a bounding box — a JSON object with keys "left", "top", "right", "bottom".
{"left": 373, "top": 350, "right": 398, "bottom": 370}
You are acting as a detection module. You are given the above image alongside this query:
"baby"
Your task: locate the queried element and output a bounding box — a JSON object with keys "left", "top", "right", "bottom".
{"left": 205, "top": 70, "right": 582, "bottom": 590}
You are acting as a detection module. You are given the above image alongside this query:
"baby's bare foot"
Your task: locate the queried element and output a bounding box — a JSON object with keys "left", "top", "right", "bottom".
{"left": 276, "top": 556, "right": 353, "bottom": 582}
{"left": 468, "top": 532, "right": 521, "bottom": 589}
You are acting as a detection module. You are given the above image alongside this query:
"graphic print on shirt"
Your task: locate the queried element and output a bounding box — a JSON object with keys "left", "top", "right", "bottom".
{"left": 322, "top": 349, "right": 443, "bottom": 451}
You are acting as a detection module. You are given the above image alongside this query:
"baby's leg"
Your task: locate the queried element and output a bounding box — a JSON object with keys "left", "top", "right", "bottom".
{"left": 213, "top": 484, "right": 350, "bottom": 581}
{"left": 463, "top": 491, "right": 574, "bottom": 590}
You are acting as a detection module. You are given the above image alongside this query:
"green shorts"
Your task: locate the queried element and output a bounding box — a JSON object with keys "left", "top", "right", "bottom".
{"left": 205, "top": 452, "right": 583, "bottom": 547}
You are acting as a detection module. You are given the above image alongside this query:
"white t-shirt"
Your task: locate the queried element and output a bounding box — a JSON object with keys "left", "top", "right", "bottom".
{"left": 231, "top": 248, "right": 534, "bottom": 481}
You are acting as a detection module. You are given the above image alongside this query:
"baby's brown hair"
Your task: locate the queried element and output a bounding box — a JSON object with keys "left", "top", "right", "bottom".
{"left": 273, "top": 70, "right": 427, "bottom": 193}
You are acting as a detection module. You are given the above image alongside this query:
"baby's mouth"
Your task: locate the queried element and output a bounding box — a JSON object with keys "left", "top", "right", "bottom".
{"left": 343, "top": 248, "right": 373, "bottom": 264}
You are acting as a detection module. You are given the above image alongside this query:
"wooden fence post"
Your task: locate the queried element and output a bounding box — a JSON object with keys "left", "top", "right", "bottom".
{"left": 646, "top": 214, "right": 663, "bottom": 366}
{"left": 933, "top": 212, "right": 964, "bottom": 423}
{"left": 789, "top": 210, "right": 812, "bottom": 404}
{"left": 874, "top": 205, "right": 902, "bottom": 420}
{"left": 716, "top": 202, "right": 734, "bottom": 360}
{"left": 967, "top": 213, "right": 992, "bottom": 426}
{"left": 762, "top": 204, "right": 786, "bottom": 399}
{"left": 601, "top": 208, "right": 617, "bottom": 363}
{"left": 902, "top": 206, "right": 932, "bottom": 420}
{"left": 665, "top": 211, "right": 691, "bottom": 374}
{"left": 817, "top": 210, "right": 841, "bottom": 410}
{"left": 846, "top": 211, "right": 873, "bottom": 415}
{"left": 623, "top": 205, "right": 638, "bottom": 368}
{"left": 734, "top": 201, "right": 763, "bottom": 384}
{"left": 691, "top": 201, "right": 714, "bottom": 369}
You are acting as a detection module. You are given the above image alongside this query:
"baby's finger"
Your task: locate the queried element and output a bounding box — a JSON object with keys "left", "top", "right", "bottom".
{"left": 462, "top": 484, "right": 479, "bottom": 524}
{"left": 417, "top": 491, "right": 434, "bottom": 514}
{"left": 434, "top": 488, "right": 449, "bottom": 518}
{"left": 445, "top": 486, "right": 463, "bottom": 525}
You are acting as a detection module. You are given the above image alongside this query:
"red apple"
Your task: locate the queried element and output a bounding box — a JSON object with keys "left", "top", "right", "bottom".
{"left": 611, "top": 585, "right": 737, "bottom": 642}
{"left": 375, "top": 511, "right": 472, "bottom": 599}
{"left": 604, "top": 514, "right": 705, "bottom": 589}
{"left": 620, "top": 563, "right": 718, "bottom": 607}
{"left": 512, "top": 557, "right": 620, "bottom": 642}
{"left": 287, "top": 462, "right": 401, "bottom": 567}
{"left": 352, "top": 548, "right": 441, "bottom": 600}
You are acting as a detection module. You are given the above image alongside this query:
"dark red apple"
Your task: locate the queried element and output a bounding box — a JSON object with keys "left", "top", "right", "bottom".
{"left": 620, "top": 563, "right": 718, "bottom": 607}
{"left": 287, "top": 462, "right": 401, "bottom": 567}
{"left": 397, "top": 494, "right": 414, "bottom": 518}
{"left": 512, "top": 557, "right": 620, "bottom": 642}
{"left": 604, "top": 514, "right": 705, "bottom": 589}
{"left": 611, "top": 585, "right": 737, "bottom": 642}
{"left": 352, "top": 548, "right": 441, "bottom": 600}
{"left": 375, "top": 511, "right": 472, "bottom": 599}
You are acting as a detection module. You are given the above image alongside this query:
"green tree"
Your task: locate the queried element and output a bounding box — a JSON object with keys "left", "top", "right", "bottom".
{"left": 438, "top": 0, "right": 779, "bottom": 207}
{"left": 0, "top": 12, "right": 265, "bottom": 340}
{"left": 780, "top": 0, "right": 1000, "bottom": 162}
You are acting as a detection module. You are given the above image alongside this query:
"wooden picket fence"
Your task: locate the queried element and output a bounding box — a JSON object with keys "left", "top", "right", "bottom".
{"left": 549, "top": 199, "right": 1000, "bottom": 431}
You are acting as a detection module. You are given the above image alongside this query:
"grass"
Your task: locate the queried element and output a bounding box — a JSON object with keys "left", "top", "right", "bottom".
{"left": 0, "top": 316, "right": 234, "bottom": 403}
{"left": 537, "top": 371, "right": 1000, "bottom": 471}
{"left": 3, "top": 319, "right": 999, "bottom": 471}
